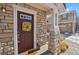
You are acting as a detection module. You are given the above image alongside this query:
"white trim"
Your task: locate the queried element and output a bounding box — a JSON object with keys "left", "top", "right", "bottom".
{"left": 73, "top": 12, "right": 76, "bottom": 33}
{"left": 13, "top": 5, "right": 37, "bottom": 55}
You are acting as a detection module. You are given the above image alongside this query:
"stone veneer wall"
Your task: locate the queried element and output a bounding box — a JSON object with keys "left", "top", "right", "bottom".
{"left": 0, "top": 3, "right": 47, "bottom": 55}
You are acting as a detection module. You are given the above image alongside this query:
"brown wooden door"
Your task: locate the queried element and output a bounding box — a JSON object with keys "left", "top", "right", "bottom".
{"left": 17, "top": 11, "right": 34, "bottom": 54}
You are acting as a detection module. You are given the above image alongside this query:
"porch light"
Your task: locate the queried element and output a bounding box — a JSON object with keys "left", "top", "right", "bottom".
{"left": 1, "top": 7, "right": 6, "bottom": 13}
{"left": 2, "top": 8, "right": 6, "bottom": 12}
{"left": 1, "top": 4, "right": 6, "bottom": 13}
{"left": 1, "top": 4, "right": 6, "bottom": 20}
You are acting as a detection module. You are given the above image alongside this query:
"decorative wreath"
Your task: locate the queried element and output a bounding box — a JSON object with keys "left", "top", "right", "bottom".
{"left": 22, "top": 22, "right": 32, "bottom": 31}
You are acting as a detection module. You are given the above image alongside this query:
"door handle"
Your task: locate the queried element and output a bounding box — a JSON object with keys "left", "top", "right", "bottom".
{"left": 18, "top": 40, "right": 20, "bottom": 44}
{"left": 18, "top": 33, "right": 20, "bottom": 38}
{"left": 17, "top": 31, "right": 20, "bottom": 44}
{"left": 17, "top": 31, "right": 20, "bottom": 39}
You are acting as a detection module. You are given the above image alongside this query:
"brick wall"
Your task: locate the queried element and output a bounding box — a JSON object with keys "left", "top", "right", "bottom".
{"left": 0, "top": 3, "right": 47, "bottom": 55}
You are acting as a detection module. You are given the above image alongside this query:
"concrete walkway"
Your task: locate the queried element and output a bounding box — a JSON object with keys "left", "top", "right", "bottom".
{"left": 60, "top": 35, "right": 79, "bottom": 55}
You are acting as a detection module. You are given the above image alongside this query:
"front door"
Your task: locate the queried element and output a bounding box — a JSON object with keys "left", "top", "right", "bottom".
{"left": 17, "top": 11, "right": 34, "bottom": 54}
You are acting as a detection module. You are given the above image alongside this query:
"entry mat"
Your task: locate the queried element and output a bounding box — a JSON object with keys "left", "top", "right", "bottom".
{"left": 40, "top": 50, "right": 54, "bottom": 55}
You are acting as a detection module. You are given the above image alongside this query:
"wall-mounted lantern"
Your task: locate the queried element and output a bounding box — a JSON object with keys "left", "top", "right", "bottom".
{"left": 1, "top": 7, "right": 6, "bottom": 13}
{"left": 1, "top": 4, "right": 6, "bottom": 13}
{"left": 1, "top": 4, "right": 6, "bottom": 20}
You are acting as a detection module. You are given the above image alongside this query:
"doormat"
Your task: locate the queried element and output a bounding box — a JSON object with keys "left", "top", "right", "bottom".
{"left": 40, "top": 50, "right": 54, "bottom": 55}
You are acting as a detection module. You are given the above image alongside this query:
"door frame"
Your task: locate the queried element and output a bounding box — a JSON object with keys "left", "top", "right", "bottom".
{"left": 13, "top": 5, "right": 37, "bottom": 55}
